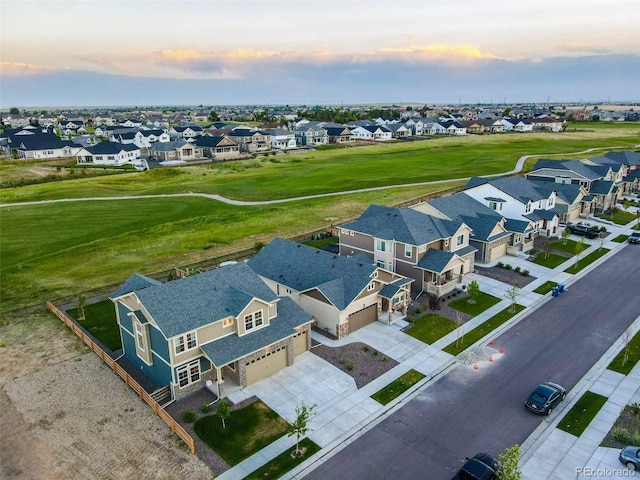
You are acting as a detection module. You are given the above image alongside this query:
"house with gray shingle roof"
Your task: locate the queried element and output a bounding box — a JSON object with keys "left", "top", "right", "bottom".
{"left": 339, "top": 204, "right": 475, "bottom": 297}
{"left": 248, "top": 238, "right": 413, "bottom": 338}
{"left": 110, "top": 263, "right": 313, "bottom": 400}
{"left": 464, "top": 176, "right": 560, "bottom": 238}
{"left": 413, "top": 192, "right": 514, "bottom": 264}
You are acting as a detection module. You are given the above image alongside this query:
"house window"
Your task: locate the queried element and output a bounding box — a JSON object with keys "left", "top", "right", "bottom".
{"left": 367, "top": 282, "right": 375, "bottom": 291}
{"left": 177, "top": 360, "right": 200, "bottom": 388}
{"left": 285, "top": 288, "right": 292, "bottom": 294}
{"left": 488, "top": 201, "right": 497, "bottom": 211}
{"left": 134, "top": 320, "right": 145, "bottom": 351}
{"left": 175, "top": 332, "right": 197, "bottom": 354}
{"left": 376, "top": 260, "right": 385, "bottom": 268}
{"left": 245, "top": 314, "right": 253, "bottom": 331}
{"left": 255, "top": 310, "right": 263, "bottom": 327}
{"left": 244, "top": 310, "right": 264, "bottom": 331}
{"left": 375, "top": 239, "right": 386, "bottom": 252}
{"left": 457, "top": 234, "right": 464, "bottom": 246}
{"left": 373, "top": 271, "right": 378, "bottom": 278}
{"left": 223, "top": 318, "right": 233, "bottom": 328}
{"left": 404, "top": 245, "right": 412, "bottom": 258}
{"left": 418, "top": 245, "right": 426, "bottom": 253}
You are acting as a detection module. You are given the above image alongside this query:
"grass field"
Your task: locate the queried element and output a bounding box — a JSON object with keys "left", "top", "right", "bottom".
{"left": 557, "top": 391, "right": 608, "bottom": 437}
{"left": 1, "top": 123, "right": 639, "bottom": 315}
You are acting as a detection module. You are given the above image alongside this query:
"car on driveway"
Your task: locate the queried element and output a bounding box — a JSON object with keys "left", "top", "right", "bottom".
{"left": 525, "top": 381, "right": 566, "bottom": 415}
{"left": 566, "top": 224, "right": 600, "bottom": 239}
{"left": 628, "top": 232, "right": 640, "bottom": 244}
{"left": 619, "top": 446, "right": 640, "bottom": 470}
{"left": 451, "top": 453, "right": 500, "bottom": 480}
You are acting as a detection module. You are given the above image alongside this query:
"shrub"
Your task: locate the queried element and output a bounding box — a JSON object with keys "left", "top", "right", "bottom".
{"left": 201, "top": 404, "right": 212, "bottom": 414}
{"left": 612, "top": 427, "right": 631, "bottom": 444}
{"left": 522, "top": 269, "right": 530, "bottom": 277}
{"left": 514, "top": 266, "right": 521, "bottom": 273}
{"left": 381, "top": 356, "right": 388, "bottom": 362}
{"left": 373, "top": 350, "right": 379, "bottom": 356}
{"left": 363, "top": 346, "right": 369, "bottom": 353}
{"left": 428, "top": 294, "right": 441, "bottom": 311}
{"left": 504, "top": 264, "right": 512, "bottom": 270}
{"left": 497, "top": 262, "right": 504, "bottom": 268}
{"left": 182, "top": 410, "right": 197, "bottom": 423}
{"left": 346, "top": 361, "right": 354, "bottom": 371}
{"left": 415, "top": 307, "right": 423, "bottom": 314}
{"left": 600, "top": 226, "right": 607, "bottom": 232}
{"left": 339, "top": 356, "right": 346, "bottom": 364}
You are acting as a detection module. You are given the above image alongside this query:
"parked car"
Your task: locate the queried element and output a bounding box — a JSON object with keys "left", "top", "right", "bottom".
{"left": 619, "top": 446, "right": 640, "bottom": 470}
{"left": 451, "top": 453, "right": 500, "bottom": 480}
{"left": 525, "top": 381, "right": 566, "bottom": 415}
{"left": 566, "top": 224, "right": 600, "bottom": 239}
{"left": 628, "top": 232, "right": 640, "bottom": 244}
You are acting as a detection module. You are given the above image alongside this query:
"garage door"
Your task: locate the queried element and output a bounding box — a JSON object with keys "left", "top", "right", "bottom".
{"left": 347, "top": 304, "right": 378, "bottom": 334}
{"left": 245, "top": 346, "right": 287, "bottom": 385}
{"left": 293, "top": 330, "right": 308, "bottom": 356}
{"left": 489, "top": 242, "right": 508, "bottom": 263}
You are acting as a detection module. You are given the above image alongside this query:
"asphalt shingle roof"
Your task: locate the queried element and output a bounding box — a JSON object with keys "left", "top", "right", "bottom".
{"left": 341, "top": 205, "right": 463, "bottom": 245}
{"left": 199, "top": 297, "right": 312, "bottom": 367}
{"left": 416, "top": 249, "right": 458, "bottom": 273}
{"left": 133, "top": 263, "right": 278, "bottom": 338}
{"left": 247, "top": 238, "right": 376, "bottom": 311}
{"left": 110, "top": 273, "right": 161, "bottom": 300}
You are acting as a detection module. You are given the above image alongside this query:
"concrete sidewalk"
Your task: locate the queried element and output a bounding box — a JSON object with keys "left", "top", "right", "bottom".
{"left": 218, "top": 217, "right": 639, "bottom": 480}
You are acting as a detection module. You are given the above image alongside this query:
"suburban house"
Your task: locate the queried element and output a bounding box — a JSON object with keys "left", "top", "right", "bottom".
{"left": 528, "top": 117, "right": 565, "bottom": 132}
{"left": 526, "top": 159, "right": 620, "bottom": 212}
{"left": 386, "top": 123, "right": 412, "bottom": 139}
{"left": 413, "top": 192, "right": 513, "bottom": 264}
{"left": 194, "top": 136, "right": 241, "bottom": 159}
{"left": 402, "top": 118, "right": 425, "bottom": 136}
{"left": 325, "top": 126, "right": 355, "bottom": 144}
{"left": 227, "top": 128, "right": 272, "bottom": 153}
{"left": 248, "top": 238, "right": 413, "bottom": 339}
{"left": 293, "top": 124, "right": 329, "bottom": 147}
{"left": 339, "top": 205, "right": 476, "bottom": 297}
{"left": 265, "top": 129, "right": 297, "bottom": 150}
{"left": 502, "top": 118, "right": 533, "bottom": 133}
{"left": 477, "top": 119, "right": 505, "bottom": 134}
{"left": 76, "top": 141, "right": 141, "bottom": 166}
{"left": 110, "top": 263, "right": 314, "bottom": 400}
{"left": 350, "top": 125, "right": 393, "bottom": 141}
{"left": 585, "top": 151, "right": 640, "bottom": 195}
{"left": 169, "top": 125, "right": 204, "bottom": 141}
{"left": 148, "top": 141, "right": 204, "bottom": 163}
{"left": 464, "top": 176, "right": 560, "bottom": 237}
{"left": 437, "top": 120, "right": 467, "bottom": 136}
{"left": 8, "top": 128, "right": 81, "bottom": 159}
{"left": 459, "top": 120, "right": 485, "bottom": 135}
{"left": 134, "top": 129, "right": 170, "bottom": 149}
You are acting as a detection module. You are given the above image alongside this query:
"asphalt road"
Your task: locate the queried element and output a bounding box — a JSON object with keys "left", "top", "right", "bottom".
{"left": 304, "top": 245, "right": 640, "bottom": 480}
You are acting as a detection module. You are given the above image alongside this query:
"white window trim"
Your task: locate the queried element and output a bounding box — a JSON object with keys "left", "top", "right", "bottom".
{"left": 244, "top": 310, "right": 264, "bottom": 332}
{"left": 222, "top": 318, "right": 233, "bottom": 327}
{"left": 457, "top": 234, "right": 464, "bottom": 246}
{"left": 404, "top": 245, "right": 412, "bottom": 257}
{"left": 134, "top": 320, "right": 146, "bottom": 352}
{"left": 174, "top": 331, "right": 197, "bottom": 355}
{"left": 367, "top": 282, "right": 375, "bottom": 291}
{"left": 177, "top": 360, "right": 200, "bottom": 388}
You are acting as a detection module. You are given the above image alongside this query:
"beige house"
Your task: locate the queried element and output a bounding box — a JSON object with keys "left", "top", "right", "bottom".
{"left": 149, "top": 141, "right": 203, "bottom": 163}
{"left": 248, "top": 238, "right": 413, "bottom": 339}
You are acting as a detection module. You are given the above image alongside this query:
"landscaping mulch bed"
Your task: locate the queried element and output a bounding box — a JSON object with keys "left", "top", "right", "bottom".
{"left": 601, "top": 404, "right": 640, "bottom": 448}
{"left": 473, "top": 265, "right": 537, "bottom": 288}
{"left": 310, "top": 341, "right": 399, "bottom": 389}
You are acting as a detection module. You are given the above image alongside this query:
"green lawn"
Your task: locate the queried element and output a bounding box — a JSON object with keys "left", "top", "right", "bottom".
{"left": 533, "top": 281, "right": 558, "bottom": 295}
{"left": 550, "top": 239, "right": 579, "bottom": 254}
{"left": 448, "top": 292, "right": 501, "bottom": 316}
{"left": 557, "top": 391, "right": 608, "bottom": 437}
{"left": 596, "top": 210, "right": 638, "bottom": 225}
{"left": 564, "top": 248, "right": 610, "bottom": 274}
{"left": 608, "top": 329, "right": 640, "bottom": 375}
{"left": 244, "top": 438, "right": 321, "bottom": 480}
{"left": 405, "top": 313, "right": 458, "bottom": 344}
{"left": 66, "top": 299, "right": 121, "bottom": 351}
{"left": 443, "top": 304, "right": 526, "bottom": 355}
{"left": 611, "top": 234, "right": 629, "bottom": 243}
{"left": 371, "top": 369, "right": 426, "bottom": 405}
{"left": 302, "top": 236, "right": 338, "bottom": 249}
{"left": 531, "top": 252, "right": 570, "bottom": 268}
{"left": 193, "top": 400, "right": 289, "bottom": 466}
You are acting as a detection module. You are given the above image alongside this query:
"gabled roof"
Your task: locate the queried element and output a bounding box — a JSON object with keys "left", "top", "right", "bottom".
{"left": 603, "top": 151, "right": 640, "bottom": 167}
{"left": 465, "top": 176, "right": 550, "bottom": 204}
{"left": 150, "top": 141, "right": 190, "bottom": 151}
{"left": 199, "top": 297, "right": 312, "bottom": 367}
{"left": 525, "top": 209, "right": 558, "bottom": 221}
{"left": 139, "top": 129, "right": 165, "bottom": 138}
{"left": 528, "top": 179, "right": 583, "bottom": 204}
{"left": 194, "top": 136, "right": 236, "bottom": 147}
{"left": 247, "top": 238, "right": 377, "bottom": 311}
{"left": 341, "top": 204, "right": 463, "bottom": 245}
{"left": 416, "top": 249, "right": 462, "bottom": 274}
{"left": 589, "top": 179, "right": 615, "bottom": 195}
{"left": 110, "top": 273, "right": 161, "bottom": 300}
{"left": 378, "top": 278, "right": 413, "bottom": 300}
{"left": 325, "top": 127, "right": 352, "bottom": 136}
{"left": 504, "top": 218, "right": 535, "bottom": 234}
{"left": 529, "top": 159, "right": 602, "bottom": 181}
{"left": 132, "top": 263, "right": 279, "bottom": 338}
{"left": 86, "top": 142, "right": 139, "bottom": 154}
{"left": 426, "top": 193, "right": 506, "bottom": 243}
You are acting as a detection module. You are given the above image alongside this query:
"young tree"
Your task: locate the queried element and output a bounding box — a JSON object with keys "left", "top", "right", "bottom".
{"left": 541, "top": 237, "right": 551, "bottom": 259}
{"left": 455, "top": 311, "right": 465, "bottom": 348}
{"left": 428, "top": 294, "right": 441, "bottom": 311}
{"left": 561, "top": 227, "right": 571, "bottom": 246}
{"left": 288, "top": 402, "right": 317, "bottom": 457}
{"left": 77, "top": 294, "right": 86, "bottom": 321}
{"left": 498, "top": 444, "right": 522, "bottom": 480}
{"left": 505, "top": 282, "right": 520, "bottom": 313}
{"left": 466, "top": 280, "right": 480, "bottom": 304}
{"left": 217, "top": 399, "right": 231, "bottom": 429}
{"left": 574, "top": 237, "right": 586, "bottom": 270}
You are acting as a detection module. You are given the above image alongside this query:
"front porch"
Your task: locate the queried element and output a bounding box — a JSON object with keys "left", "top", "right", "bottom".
{"left": 423, "top": 277, "right": 458, "bottom": 296}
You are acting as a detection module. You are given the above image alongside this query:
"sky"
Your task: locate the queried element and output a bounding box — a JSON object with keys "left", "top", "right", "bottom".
{"left": 1, "top": 0, "right": 639, "bottom": 107}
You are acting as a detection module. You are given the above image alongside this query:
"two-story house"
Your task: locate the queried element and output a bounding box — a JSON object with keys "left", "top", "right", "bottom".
{"left": 194, "top": 135, "right": 241, "bottom": 159}
{"left": 464, "top": 176, "right": 560, "bottom": 237}
{"left": 294, "top": 124, "right": 329, "bottom": 147}
{"left": 110, "top": 263, "right": 314, "bottom": 400}
{"left": 227, "top": 128, "right": 272, "bottom": 153}
{"left": 339, "top": 205, "right": 475, "bottom": 297}
{"left": 248, "top": 238, "right": 413, "bottom": 339}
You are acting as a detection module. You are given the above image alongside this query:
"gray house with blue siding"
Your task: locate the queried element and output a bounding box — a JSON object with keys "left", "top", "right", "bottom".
{"left": 110, "top": 264, "right": 313, "bottom": 401}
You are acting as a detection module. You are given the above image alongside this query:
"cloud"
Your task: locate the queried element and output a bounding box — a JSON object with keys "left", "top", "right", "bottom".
{"left": 378, "top": 45, "right": 501, "bottom": 62}
{"left": 0, "top": 61, "right": 56, "bottom": 76}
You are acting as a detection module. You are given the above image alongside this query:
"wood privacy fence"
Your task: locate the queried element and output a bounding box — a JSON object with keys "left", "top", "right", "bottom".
{"left": 45, "top": 301, "right": 195, "bottom": 454}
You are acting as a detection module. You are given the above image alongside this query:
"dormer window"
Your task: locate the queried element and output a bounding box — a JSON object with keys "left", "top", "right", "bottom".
{"left": 245, "top": 310, "right": 263, "bottom": 331}
{"left": 368, "top": 282, "right": 375, "bottom": 291}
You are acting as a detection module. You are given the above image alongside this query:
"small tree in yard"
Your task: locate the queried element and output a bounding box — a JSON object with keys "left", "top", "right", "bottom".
{"left": 455, "top": 311, "right": 465, "bottom": 348}
{"left": 466, "top": 280, "right": 480, "bottom": 304}
{"left": 541, "top": 237, "right": 551, "bottom": 259}
{"left": 561, "top": 227, "right": 571, "bottom": 245}
{"left": 77, "top": 294, "right": 86, "bottom": 321}
{"left": 428, "top": 294, "right": 441, "bottom": 311}
{"left": 217, "top": 399, "right": 231, "bottom": 429}
{"left": 505, "top": 282, "right": 520, "bottom": 313}
{"left": 288, "top": 402, "right": 317, "bottom": 457}
{"left": 573, "top": 237, "right": 586, "bottom": 270}
{"left": 498, "top": 444, "right": 522, "bottom": 480}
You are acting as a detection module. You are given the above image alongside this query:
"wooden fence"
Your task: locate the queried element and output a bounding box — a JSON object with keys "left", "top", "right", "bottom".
{"left": 45, "top": 301, "right": 195, "bottom": 454}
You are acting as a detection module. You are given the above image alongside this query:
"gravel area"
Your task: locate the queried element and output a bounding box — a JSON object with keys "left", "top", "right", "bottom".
{"left": 310, "top": 341, "right": 399, "bottom": 389}
{"left": 473, "top": 265, "right": 537, "bottom": 288}
{"left": 4, "top": 353, "right": 212, "bottom": 480}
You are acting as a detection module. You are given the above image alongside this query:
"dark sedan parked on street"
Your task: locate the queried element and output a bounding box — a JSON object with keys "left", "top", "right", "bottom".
{"left": 451, "top": 453, "right": 500, "bottom": 480}
{"left": 525, "top": 381, "right": 567, "bottom": 415}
